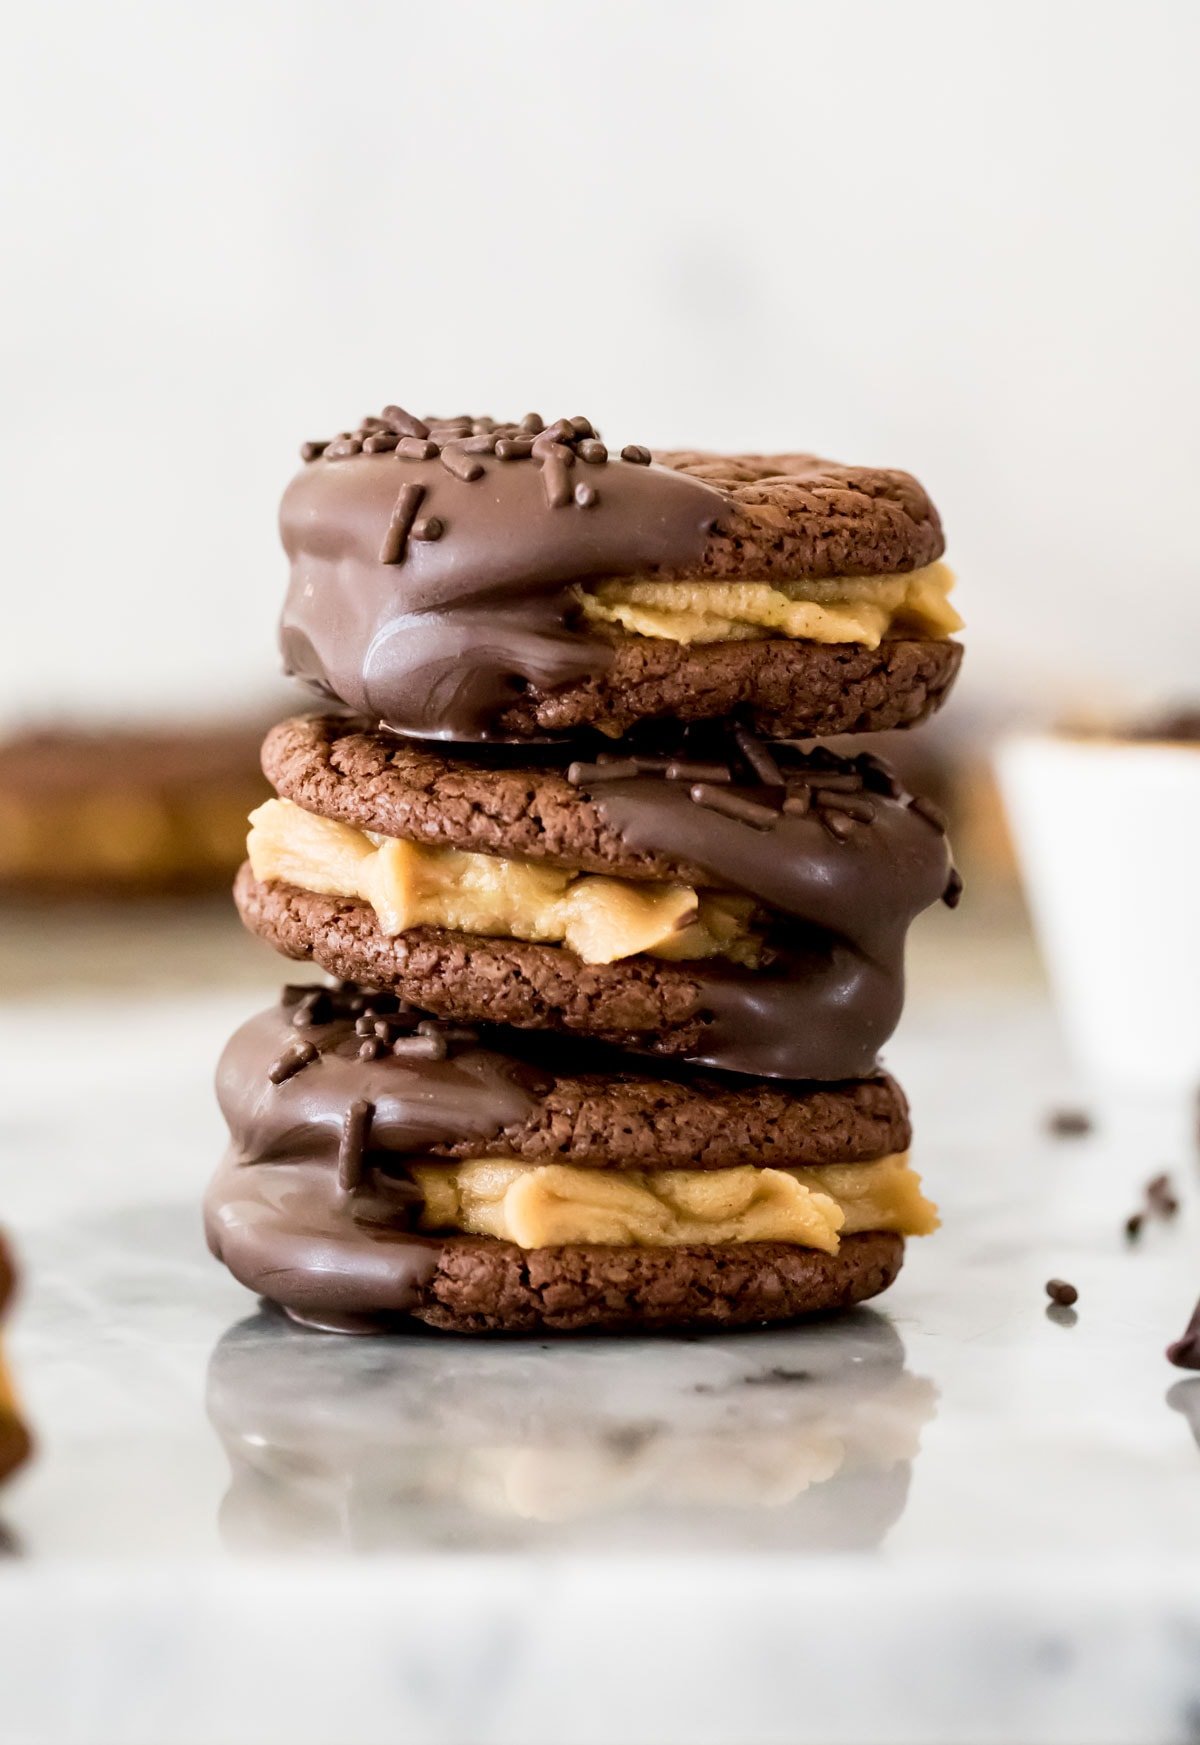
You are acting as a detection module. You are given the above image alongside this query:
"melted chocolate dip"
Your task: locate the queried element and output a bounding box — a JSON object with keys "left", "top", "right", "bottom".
{"left": 208, "top": 996, "right": 547, "bottom": 1330}
{"left": 278, "top": 411, "right": 724, "bottom": 740}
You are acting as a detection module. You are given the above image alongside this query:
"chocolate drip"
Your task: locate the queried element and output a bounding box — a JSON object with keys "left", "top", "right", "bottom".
{"left": 217, "top": 999, "right": 546, "bottom": 1174}
{"left": 278, "top": 417, "right": 725, "bottom": 740}
{"left": 576, "top": 760, "right": 950, "bottom": 1079}
{"left": 209, "top": 997, "right": 552, "bottom": 1322}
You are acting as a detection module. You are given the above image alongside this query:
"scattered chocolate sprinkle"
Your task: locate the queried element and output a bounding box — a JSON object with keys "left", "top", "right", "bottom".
{"left": 280, "top": 983, "right": 317, "bottom": 1008}
{"left": 354, "top": 1015, "right": 375, "bottom": 1038}
{"left": 520, "top": 412, "right": 544, "bottom": 434}
{"left": 268, "top": 1039, "right": 318, "bottom": 1084}
{"left": 378, "top": 482, "right": 425, "bottom": 564}
{"left": 372, "top": 1018, "right": 396, "bottom": 1042}
{"left": 362, "top": 432, "right": 399, "bottom": 454}
{"left": 943, "top": 867, "right": 964, "bottom": 909}
{"left": 300, "top": 440, "right": 328, "bottom": 462}
{"left": 1167, "top": 1297, "right": 1200, "bottom": 1369}
{"left": 495, "top": 436, "right": 534, "bottom": 460}
{"left": 733, "top": 725, "right": 784, "bottom": 789}
{"left": 1147, "top": 1173, "right": 1180, "bottom": 1218}
{"left": 1048, "top": 1109, "right": 1093, "bottom": 1138}
{"left": 1045, "top": 1278, "right": 1078, "bottom": 1307}
{"left": 690, "top": 784, "right": 779, "bottom": 829}
{"left": 783, "top": 789, "right": 812, "bottom": 818}
{"left": 574, "top": 482, "right": 598, "bottom": 508}
{"left": 578, "top": 439, "right": 608, "bottom": 464}
{"left": 910, "top": 795, "right": 949, "bottom": 833}
{"left": 569, "top": 416, "right": 595, "bottom": 438}
{"left": 411, "top": 517, "right": 444, "bottom": 542}
{"left": 1125, "top": 1212, "right": 1145, "bottom": 1242}
{"left": 461, "top": 433, "right": 498, "bottom": 454}
{"left": 324, "top": 437, "right": 362, "bottom": 459}
{"left": 439, "top": 444, "right": 485, "bottom": 483}
{"left": 390, "top": 1034, "right": 447, "bottom": 1061}
{"left": 358, "top": 1037, "right": 383, "bottom": 1062}
{"left": 621, "top": 444, "right": 651, "bottom": 465}
{"left": 337, "top": 1099, "right": 374, "bottom": 1193}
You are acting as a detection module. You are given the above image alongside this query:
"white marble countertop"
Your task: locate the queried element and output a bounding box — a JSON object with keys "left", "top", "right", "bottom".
{"left": 2, "top": 905, "right": 1199, "bottom": 1745}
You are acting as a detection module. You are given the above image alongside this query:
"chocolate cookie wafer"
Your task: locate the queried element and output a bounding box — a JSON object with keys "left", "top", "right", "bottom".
{"left": 279, "top": 409, "right": 962, "bottom": 742}
{"left": 205, "top": 989, "right": 938, "bottom": 1334}
{"left": 235, "top": 715, "right": 957, "bottom": 1081}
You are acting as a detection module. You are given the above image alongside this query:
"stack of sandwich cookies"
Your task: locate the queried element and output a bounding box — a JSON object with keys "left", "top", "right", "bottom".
{"left": 208, "top": 408, "right": 962, "bottom": 1333}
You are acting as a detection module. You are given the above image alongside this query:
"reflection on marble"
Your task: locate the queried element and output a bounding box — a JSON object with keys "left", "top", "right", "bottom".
{"left": 208, "top": 1308, "right": 936, "bottom": 1554}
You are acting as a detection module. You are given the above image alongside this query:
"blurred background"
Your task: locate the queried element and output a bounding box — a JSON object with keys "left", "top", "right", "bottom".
{"left": 1, "top": 0, "right": 1197, "bottom": 981}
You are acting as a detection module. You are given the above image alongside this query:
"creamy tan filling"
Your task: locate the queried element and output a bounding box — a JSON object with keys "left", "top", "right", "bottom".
{"left": 247, "top": 798, "right": 760, "bottom": 965}
{"left": 577, "top": 561, "right": 962, "bottom": 651}
{"left": 410, "top": 1154, "right": 938, "bottom": 1252}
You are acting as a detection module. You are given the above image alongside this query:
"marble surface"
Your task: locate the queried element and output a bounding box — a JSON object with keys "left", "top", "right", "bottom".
{"left": 2, "top": 908, "right": 1200, "bottom": 1744}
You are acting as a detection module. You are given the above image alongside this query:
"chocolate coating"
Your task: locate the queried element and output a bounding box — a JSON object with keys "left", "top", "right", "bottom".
{"left": 280, "top": 445, "right": 723, "bottom": 740}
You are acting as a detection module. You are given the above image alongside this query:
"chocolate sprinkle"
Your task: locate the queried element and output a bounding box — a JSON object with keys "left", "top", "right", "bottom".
{"left": 574, "top": 482, "right": 598, "bottom": 509}
{"left": 391, "top": 1033, "right": 447, "bottom": 1061}
{"left": 337, "top": 1099, "right": 374, "bottom": 1193}
{"left": 268, "top": 1039, "right": 318, "bottom": 1085}
{"left": 378, "top": 482, "right": 425, "bottom": 565}
{"left": 733, "top": 725, "right": 785, "bottom": 789}
{"left": 1045, "top": 1278, "right": 1079, "bottom": 1307}
{"left": 411, "top": 517, "right": 444, "bottom": 542}
{"left": 1167, "top": 1297, "right": 1200, "bottom": 1370}
{"left": 290, "top": 989, "right": 331, "bottom": 1028}
{"left": 567, "top": 758, "right": 640, "bottom": 785}
{"left": 1125, "top": 1213, "right": 1145, "bottom": 1242}
{"left": 1048, "top": 1109, "right": 1093, "bottom": 1138}
{"left": 910, "top": 795, "right": 949, "bottom": 833}
{"left": 690, "top": 784, "right": 779, "bottom": 829}
{"left": 943, "top": 867, "right": 964, "bottom": 909}
{"left": 621, "top": 444, "right": 651, "bottom": 465}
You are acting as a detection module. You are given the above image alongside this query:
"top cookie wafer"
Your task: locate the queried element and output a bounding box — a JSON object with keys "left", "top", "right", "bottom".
{"left": 280, "top": 409, "right": 962, "bottom": 743}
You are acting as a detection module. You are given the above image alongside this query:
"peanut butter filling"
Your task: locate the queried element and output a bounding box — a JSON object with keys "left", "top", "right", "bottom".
{"left": 410, "top": 1154, "right": 938, "bottom": 1252}
{"left": 577, "top": 561, "right": 961, "bottom": 650}
{"left": 247, "top": 798, "right": 761, "bottom": 966}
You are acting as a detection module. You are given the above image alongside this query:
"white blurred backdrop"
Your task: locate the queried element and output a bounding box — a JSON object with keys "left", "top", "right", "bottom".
{"left": 2, "top": 0, "right": 1197, "bottom": 730}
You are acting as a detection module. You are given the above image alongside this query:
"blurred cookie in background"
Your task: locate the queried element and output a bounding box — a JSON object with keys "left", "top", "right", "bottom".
{"left": 0, "top": 1234, "right": 31, "bottom": 1489}
{"left": 0, "top": 718, "right": 273, "bottom": 899}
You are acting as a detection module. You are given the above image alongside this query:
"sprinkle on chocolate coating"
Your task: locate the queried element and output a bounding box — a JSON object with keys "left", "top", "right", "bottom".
{"left": 268, "top": 1039, "right": 318, "bottom": 1084}
{"left": 689, "top": 784, "right": 779, "bottom": 829}
{"left": 621, "top": 444, "right": 651, "bottom": 464}
{"left": 1045, "top": 1278, "right": 1079, "bottom": 1307}
{"left": 378, "top": 483, "right": 425, "bottom": 565}
{"left": 733, "top": 724, "right": 785, "bottom": 790}
{"left": 337, "top": 1099, "right": 374, "bottom": 1193}
{"left": 942, "top": 867, "right": 964, "bottom": 909}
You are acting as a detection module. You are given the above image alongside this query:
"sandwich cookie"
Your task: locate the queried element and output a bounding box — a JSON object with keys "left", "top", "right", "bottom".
{"left": 206, "top": 989, "right": 939, "bottom": 1334}
{"left": 234, "top": 715, "right": 959, "bottom": 1082}
{"left": 280, "top": 410, "right": 963, "bottom": 742}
